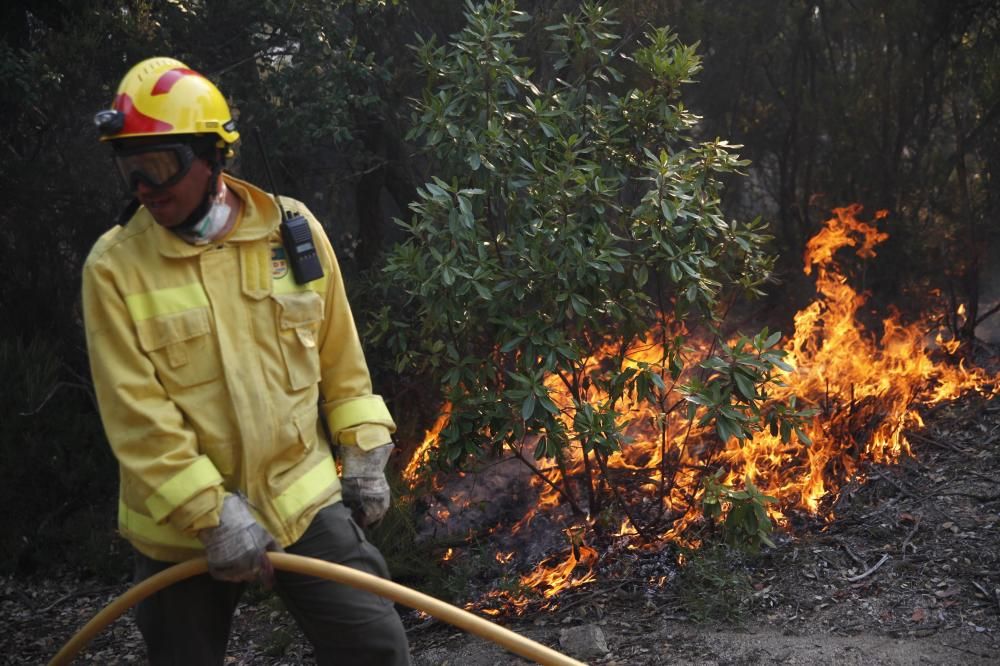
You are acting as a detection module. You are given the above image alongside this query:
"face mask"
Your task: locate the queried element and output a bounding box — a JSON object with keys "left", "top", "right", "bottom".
{"left": 175, "top": 182, "right": 232, "bottom": 245}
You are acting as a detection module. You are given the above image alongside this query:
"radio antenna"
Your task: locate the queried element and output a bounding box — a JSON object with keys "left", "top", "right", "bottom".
{"left": 251, "top": 126, "right": 324, "bottom": 284}
{"left": 254, "top": 127, "right": 289, "bottom": 220}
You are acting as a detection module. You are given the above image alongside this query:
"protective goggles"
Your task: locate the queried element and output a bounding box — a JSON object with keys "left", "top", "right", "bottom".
{"left": 113, "top": 143, "right": 198, "bottom": 191}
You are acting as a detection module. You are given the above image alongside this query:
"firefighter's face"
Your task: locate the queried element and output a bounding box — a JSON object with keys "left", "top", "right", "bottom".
{"left": 133, "top": 157, "right": 215, "bottom": 229}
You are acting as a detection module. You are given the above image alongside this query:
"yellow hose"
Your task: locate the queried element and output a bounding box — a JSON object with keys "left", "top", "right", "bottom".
{"left": 49, "top": 552, "right": 585, "bottom": 666}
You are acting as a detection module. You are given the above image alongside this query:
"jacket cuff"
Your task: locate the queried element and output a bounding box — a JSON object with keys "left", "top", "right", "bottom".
{"left": 145, "top": 455, "right": 223, "bottom": 523}
{"left": 338, "top": 424, "right": 393, "bottom": 451}
{"left": 323, "top": 395, "right": 396, "bottom": 438}
{"left": 170, "top": 485, "right": 224, "bottom": 537}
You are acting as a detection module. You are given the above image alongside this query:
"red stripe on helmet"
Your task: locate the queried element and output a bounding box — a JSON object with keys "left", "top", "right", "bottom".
{"left": 113, "top": 93, "right": 174, "bottom": 135}
{"left": 151, "top": 68, "right": 202, "bottom": 96}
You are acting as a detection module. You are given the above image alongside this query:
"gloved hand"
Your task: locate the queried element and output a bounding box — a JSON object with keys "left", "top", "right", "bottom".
{"left": 340, "top": 443, "right": 394, "bottom": 527}
{"left": 197, "top": 493, "right": 280, "bottom": 585}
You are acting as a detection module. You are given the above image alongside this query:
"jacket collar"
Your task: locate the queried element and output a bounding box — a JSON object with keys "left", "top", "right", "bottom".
{"left": 140, "top": 174, "right": 283, "bottom": 258}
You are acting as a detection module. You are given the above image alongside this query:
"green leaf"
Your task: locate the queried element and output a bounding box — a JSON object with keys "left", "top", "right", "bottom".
{"left": 500, "top": 337, "right": 524, "bottom": 353}
{"left": 539, "top": 395, "right": 560, "bottom": 414}
{"left": 669, "top": 356, "right": 683, "bottom": 380}
{"left": 733, "top": 372, "right": 756, "bottom": 400}
{"left": 522, "top": 393, "right": 536, "bottom": 420}
{"left": 425, "top": 181, "right": 448, "bottom": 198}
{"left": 684, "top": 393, "right": 711, "bottom": 406}
{"left": 715, "top": 416, "right": 733, "bottom": 442}
{"left": 635, "top": 264, "right": 649, "bottom": 288}
{"left": 669, "top": 262, "right": 682, "bottom": 282}
{"left": 570, "top": 293, "right": 590, "bottom": 315}
{"left": 702, "top": 357, "right": 729, "bottom": 371}
{"left": 473, "top": 282, "right": 492, "bottom": 300}
{"left": 770, "top": 357, "right": 795, "bottom": 372}
{"left": 650, "top": 372, "right": 666, "bottom": 390}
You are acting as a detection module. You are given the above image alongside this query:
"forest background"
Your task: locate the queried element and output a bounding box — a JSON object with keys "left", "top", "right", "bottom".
{"left": 0, "top": 0, "right": 997, "bottom": 584}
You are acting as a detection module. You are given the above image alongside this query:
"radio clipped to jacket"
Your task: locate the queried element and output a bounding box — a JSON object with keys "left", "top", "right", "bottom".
{"left": 279, "top": 210, "right": 323, "bottom": 284}
{"left": 255, "top": 128, "right": 324, "bottom": 285}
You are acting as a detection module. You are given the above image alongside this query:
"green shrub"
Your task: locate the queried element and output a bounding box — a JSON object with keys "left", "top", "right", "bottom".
{"left": 675, "top": 543, "right": 755, "bottom": 623}
{"left": 701, "top": 470, "right": 778, "bottom": 553}
{"left": 0, "top": 337, "right": 119, "bottom": 577}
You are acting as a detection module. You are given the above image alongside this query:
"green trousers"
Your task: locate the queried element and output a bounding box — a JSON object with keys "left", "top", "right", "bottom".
{"left": 133, "top": 502, "right": 411, "bottom": 665}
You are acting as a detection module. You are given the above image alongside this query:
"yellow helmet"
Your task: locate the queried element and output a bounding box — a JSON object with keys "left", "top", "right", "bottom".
{"left": 94, "top": 57, "right": 239, "bottom": 151}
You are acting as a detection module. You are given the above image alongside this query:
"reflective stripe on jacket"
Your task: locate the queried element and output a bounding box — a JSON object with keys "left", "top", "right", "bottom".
{"left": 83, "top": 174, "right": 395, "bottom": 562}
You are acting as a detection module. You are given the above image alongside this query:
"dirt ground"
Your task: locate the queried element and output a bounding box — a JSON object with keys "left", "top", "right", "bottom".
{"left": 3, "top": 393, "right": 998, "bottom": 665}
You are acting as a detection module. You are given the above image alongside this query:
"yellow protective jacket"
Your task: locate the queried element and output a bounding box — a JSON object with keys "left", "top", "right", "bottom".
{"left": 83, "top": 174, "right": 395, "bottom": 562}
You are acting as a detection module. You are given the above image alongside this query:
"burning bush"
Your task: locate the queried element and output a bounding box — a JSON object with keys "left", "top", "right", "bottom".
{"left": 400, "top": 202, "right": 996, "bottom": 614}
{"left": 370, "top": 0, "right": 807, "bottom": 541}
{"left": 368, "top": 1, "right": 998, "bottom": 613}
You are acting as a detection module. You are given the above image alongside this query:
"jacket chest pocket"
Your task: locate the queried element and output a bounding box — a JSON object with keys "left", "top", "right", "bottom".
{"left": 135, "top": 307, "right": 222, "bottom": 389}
{"left": 273, "top": 291, "right": 324, "bottom": 391}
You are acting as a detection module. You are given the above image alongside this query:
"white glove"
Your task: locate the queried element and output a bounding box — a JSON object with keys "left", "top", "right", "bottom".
{"left": 198, "top": 493, "right": 279, "bottom": 585}
{"left": 340, "top": 443, "right": 393, "bottom": 527}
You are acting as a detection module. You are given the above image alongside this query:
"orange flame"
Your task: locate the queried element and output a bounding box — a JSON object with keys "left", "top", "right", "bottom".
{"left": 403, "top": 403, "right": 451, "bottom": 485}
{"left": 518, "top": 545, "right": 598, "bottom": 601}
{"left": 405, "top": 204, "right": 997, "bottom": 610}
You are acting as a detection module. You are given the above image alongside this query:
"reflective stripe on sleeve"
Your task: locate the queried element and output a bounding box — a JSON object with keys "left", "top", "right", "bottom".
{"left": 325, "top": 396, "right": 394, "bottom": 433}
{"left": 119, "top": 500, "right": 204, "bottom": 549}
{"left": 274, "top": 456, "right": 338, "bottom": 519}
{"left": 125, "top": 283, "right": 210, "bottom": 321}
{"left": 144, "top": 456, "right": 223, "bottom": 522}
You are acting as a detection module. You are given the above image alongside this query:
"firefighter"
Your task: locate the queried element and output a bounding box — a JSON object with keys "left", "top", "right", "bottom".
{"left": 83, "top": 57, "right": 410, "bottom": 665}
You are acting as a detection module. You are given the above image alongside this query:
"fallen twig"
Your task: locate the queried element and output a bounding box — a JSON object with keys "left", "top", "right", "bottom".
{"left": 870, "top": 465, "right": 916, "bottom": 499}
{"left": 933, "top": 490, "right": 1000, "bottom": 502}
{"left": 971, "top": 580, "right": 990, "bottom": 598}
{"left": 900, "top": 516, "right": 921, "bottom": 558}
{"left": 852, "top": 496, "right": 901, "bottom": 522}
{"left": 967, "top": 469, "right": 999, "bottom": 483}
{"left": 557, "top": 580, "right": 632, "bottom": 614}
{"left": 905, "top": 430, "right": 970, "bottom": 454}
{"left": 971, "top": 580, "right": 1000, "bottom": 616}
{"left": 35, "top": 585, "right": 121, "bottom": 615}
{"left": 841, "top": 543, "right": 868, "bottom": 568}
{"left": 941, "top": 642, "right": 996, "bottom": 659}
{"left": 844, "top": 553, "right": 890, "bottom": 582}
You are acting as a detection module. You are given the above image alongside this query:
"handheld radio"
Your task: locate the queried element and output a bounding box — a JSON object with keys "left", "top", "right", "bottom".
{"left": 254, "top": 128, "right": 324, "bottom": 285}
